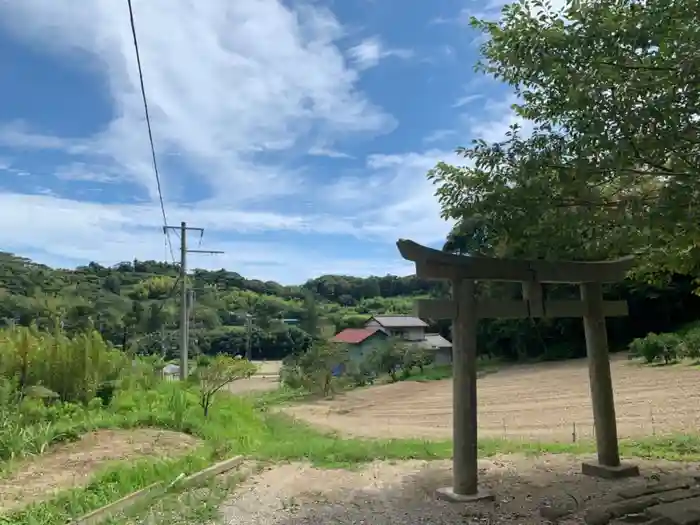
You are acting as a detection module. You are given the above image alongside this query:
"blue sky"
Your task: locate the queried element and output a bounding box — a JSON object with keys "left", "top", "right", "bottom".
{"left": 0, "top": 0, "right": 524, "bottom": 284}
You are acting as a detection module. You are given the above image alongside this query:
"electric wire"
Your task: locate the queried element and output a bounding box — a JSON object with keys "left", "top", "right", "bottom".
{"left": 126, "top": 0, "right": 176, "bottom": 263}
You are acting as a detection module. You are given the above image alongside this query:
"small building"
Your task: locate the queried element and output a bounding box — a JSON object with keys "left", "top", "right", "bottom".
{"left": 162, "top": 363, "right": 180, "bottom": 381}
{"left": 364, "top": 315, "right": 453, "bottom": 365}
{"left": 365, "top": 315, "right": 428, "bottom": 341}
{"left": 331, "top": 327, "right": 389, "bottom": 361}
{"left": 419, "top": 333, "right": 453, "bottom": 366}
{"left": 330, "top": 316, "right": 454, "bottom": 368}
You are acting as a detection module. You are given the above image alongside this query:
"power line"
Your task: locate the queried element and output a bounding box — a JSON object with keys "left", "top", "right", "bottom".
{"left": 126, "top": 0, "right": 175, "bottom": 263}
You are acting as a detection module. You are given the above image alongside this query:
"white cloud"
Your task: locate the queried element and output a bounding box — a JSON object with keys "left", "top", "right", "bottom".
{"left": 0, "top": 0, "right": 536, "bottom": 283}
{"left": 54, "top": 163, "right": 119, "bottom": 183}
{"left": 0, "top": 191, "right": 419, "bottom": 283}
{"left": 308, "top": 146, "right": 353, "bottom": 159}
{"left": 460, "top": 93, "right": 533, "bottom": 143}
{"left": 347, "top": 36, "right": 413, "bottom": 70}
{"left": 0, "top": 0, "right": 394, "bottom": 202}
{"left": 453, "top": 93, "right": 484, "bottom": 108}
{"left": 423, "top": 129, "right": 457, "bottom": 144}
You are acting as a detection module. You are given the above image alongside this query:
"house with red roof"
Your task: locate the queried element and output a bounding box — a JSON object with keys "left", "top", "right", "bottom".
{"left": 330, "top": 327, "right": 388, "bottom": 360}
{"left": 331, "top": 315, "right": 453, "bottom": 366}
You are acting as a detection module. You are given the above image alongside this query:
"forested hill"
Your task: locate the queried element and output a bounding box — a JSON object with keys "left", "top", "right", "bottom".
{"left": 2, "top": 250, "right": 700, "bottom": 362}
{"left": 0, "top": 252, "right": 446, "bottom": 360}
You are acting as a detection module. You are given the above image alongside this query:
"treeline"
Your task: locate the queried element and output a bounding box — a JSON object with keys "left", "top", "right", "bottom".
{"left": 0, "top": 253, "right": 436, "bottom": 360}
{"left": 1, "top": 252, "right": 699, "bottom": 363}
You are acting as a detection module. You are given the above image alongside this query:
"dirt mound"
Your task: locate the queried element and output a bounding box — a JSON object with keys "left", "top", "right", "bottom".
{"left": 0, "top": 428, "right": 200, "bottom": 512}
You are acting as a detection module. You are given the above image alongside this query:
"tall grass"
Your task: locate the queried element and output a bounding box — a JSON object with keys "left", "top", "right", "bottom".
{"left": 0, "top": 325, "right": 152, "bottom": 463}
{"left": 0, "top": 325, "right": 128, "bottom": 403}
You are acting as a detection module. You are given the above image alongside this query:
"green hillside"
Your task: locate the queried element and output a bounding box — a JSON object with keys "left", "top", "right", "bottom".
{"left": 2, "top": 251, "right": 700, "bottom": 363}
{"left": 0, "top": 252, "right": 446, "bottom": 360}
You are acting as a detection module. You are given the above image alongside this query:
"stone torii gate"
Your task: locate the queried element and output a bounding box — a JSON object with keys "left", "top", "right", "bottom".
{"left": 396, "top": 239, "right": 640, "bottom": 502}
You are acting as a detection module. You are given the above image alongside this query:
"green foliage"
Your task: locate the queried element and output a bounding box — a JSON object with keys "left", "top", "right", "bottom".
{"left": 630, "top": 325, "right": 700, "bottom": 364}
{"left": 429, "top": 0, "right": 700, "bottom": 283}
{"left": 629, "top": 333, "right": 681, "bottom": 364}
{"left": 402, "top": 346, "right": 434, "bottom": 375}
{"left": 368, "top": 338, "right": 407, "bottom": 382}
{"left": 293, "top": 340, "right": 347, "bottom": 397}
{"left": 344, "top": 358, "right": 377, "bottom": 387}
{"left": 0, "top": 253, "right": 442, "bottom": 363}
{"left": 0, "top": 326, "right": 128, "bottom": 404}
{"left": 192, "top": 355, "right": 258, "bottom": 416}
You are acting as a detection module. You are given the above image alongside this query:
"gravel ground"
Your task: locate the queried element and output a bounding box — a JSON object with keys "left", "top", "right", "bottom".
{"left": 219, "top": 454, "right": 700, "bottom": 524}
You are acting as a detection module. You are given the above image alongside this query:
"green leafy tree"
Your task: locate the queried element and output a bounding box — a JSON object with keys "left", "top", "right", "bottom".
{"left": 295, "top": 340, "right": 347, "bottom": 397}
{"left": 430, "top": 0, "right": 700, "bottom": 283}
{"left": 192, "top": 355, "right": 258, "bottom": 417}
{"left": 368, "top": 338, "right": 406, "bottom": 382}
{"left": 300, "top": 290, "right": 320, "bottom": 338}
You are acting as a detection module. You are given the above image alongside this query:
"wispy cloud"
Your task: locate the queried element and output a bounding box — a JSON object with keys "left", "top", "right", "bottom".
{"left": 0, "top": 1, "right": 394, "bottom": 204}
{"left": 308, "top": 146, "right": 353, "bottom": 159}
{"left": 453, "top": 93, "right": 484, "bottom": 108}
{"left": 347, "top": 36, "right": 413, "bottom": 70}
{"left": 0, "top": 0, "right": 536, "bottom": 282}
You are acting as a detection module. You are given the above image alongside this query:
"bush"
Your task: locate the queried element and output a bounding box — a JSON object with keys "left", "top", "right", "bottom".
{"left": 367, "top": 339, "right": 406, "bottom": 382}
{"left": 679, "top": 329, "right": 700, "bottom": 360}
{"left": 345, "top": 358, "right": 376, "bottom": 387}
{"left": 629, "top": 332, "right": 682, "bottom": 364}
{"left": 0, "top": 325, "right": 129, "bottom": 404}
{"left": 402, "top": 346, "right": 434, "bottom": 377}
{"left": 283, "top": 341, "right": 346, "bottom": 397}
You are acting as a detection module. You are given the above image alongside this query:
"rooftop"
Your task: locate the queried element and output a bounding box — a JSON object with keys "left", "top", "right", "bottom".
{"left": 420, "top": 333, "right": 452, "bottom": 349}
{"left": 331, "top": 327, "right": 383, "bottom": 344}
{"left": 370, "top": 315, "right": 428, "bottom": 328}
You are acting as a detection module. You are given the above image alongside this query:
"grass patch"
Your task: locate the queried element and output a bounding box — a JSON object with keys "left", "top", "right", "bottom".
{"left": 407, "top": 365, "right": 453, "bottom": 382}
{"left": 3, "top": 382, "right": 700, "bottom": 525}
{"left": 103, "top": 464, "right": 258, "bottom": 525}
{"left": 405, "top": 358, "right": 501, "bottom": 383}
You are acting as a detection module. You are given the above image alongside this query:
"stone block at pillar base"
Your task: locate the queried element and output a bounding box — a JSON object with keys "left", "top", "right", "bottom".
{"left": 581, "top": 461, "right": 640, "bottom": 479}
{"left": 436, "top": 486, "right": 495, "bottom": 503}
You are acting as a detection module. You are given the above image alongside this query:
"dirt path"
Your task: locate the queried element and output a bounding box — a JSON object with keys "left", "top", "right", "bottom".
{"left": 226, "top": 360, "right": 281, "bottom": 395}
{"left": 218, "top": 455, "right": 700, "bottom": 524}
{"left": 0, "top": 429, "right": 200, "bottom": 512}
{"left": 283, "top": 356, "right": 700, "bottom": 441}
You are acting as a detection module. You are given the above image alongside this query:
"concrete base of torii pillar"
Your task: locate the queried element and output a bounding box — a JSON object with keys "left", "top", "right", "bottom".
{"left": 436, "top": 486, "right": 495, "bottom": 503}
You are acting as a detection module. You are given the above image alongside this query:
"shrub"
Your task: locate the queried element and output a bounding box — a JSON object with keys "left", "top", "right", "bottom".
{"left": 293, "top": 340, "right": 347, "bottom": 397}
{"left": 280, "top": 354, "right": 305, "bottom": 389}
{"left": 402, "top": 346, "right": 434, "bottom": 377}
{"left": 345, "top": 358, "right": 376, "bottom": 387}
{"left": 368, "top": 339, "right": 406, "bottom": 382}
{"left": 629, "top": 332, "right": 682, "bottom": 364}
{"left": 679, "top": 329, "right": 700, "bottom": 360}
{"left": 0, "top": 326, "right": 129, "bottom": 404}
{"left": 192, "top": 355, "right": 258, "bottom": 416}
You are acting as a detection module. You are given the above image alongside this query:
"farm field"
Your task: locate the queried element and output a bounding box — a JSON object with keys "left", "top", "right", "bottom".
{"left": 284, "top": 354, "right": 700, "bottom": 442}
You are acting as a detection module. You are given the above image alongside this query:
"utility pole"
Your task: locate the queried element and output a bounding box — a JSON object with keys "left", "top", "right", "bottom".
{"left": 187, "top": 288, "right": 195, "bottom": 356}
{"left": 245, "top": 313, "right": 253, "bottom": 361}
{"left": 164, "top": 221, "right": 223, "bottom": 381}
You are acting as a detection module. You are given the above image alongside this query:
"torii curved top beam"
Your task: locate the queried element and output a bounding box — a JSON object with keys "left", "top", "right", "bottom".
{"left": 396, "top": 239, "right": 634, "bottom": 283}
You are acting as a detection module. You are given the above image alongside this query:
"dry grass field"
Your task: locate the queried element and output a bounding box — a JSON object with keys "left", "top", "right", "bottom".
{"left": 284, "top": 354, "right": 700, "bottom": 442}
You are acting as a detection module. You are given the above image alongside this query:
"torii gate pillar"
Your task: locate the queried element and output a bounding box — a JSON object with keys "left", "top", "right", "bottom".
{"left": 396, "top": 239, "right": 640, "bottom": 502}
